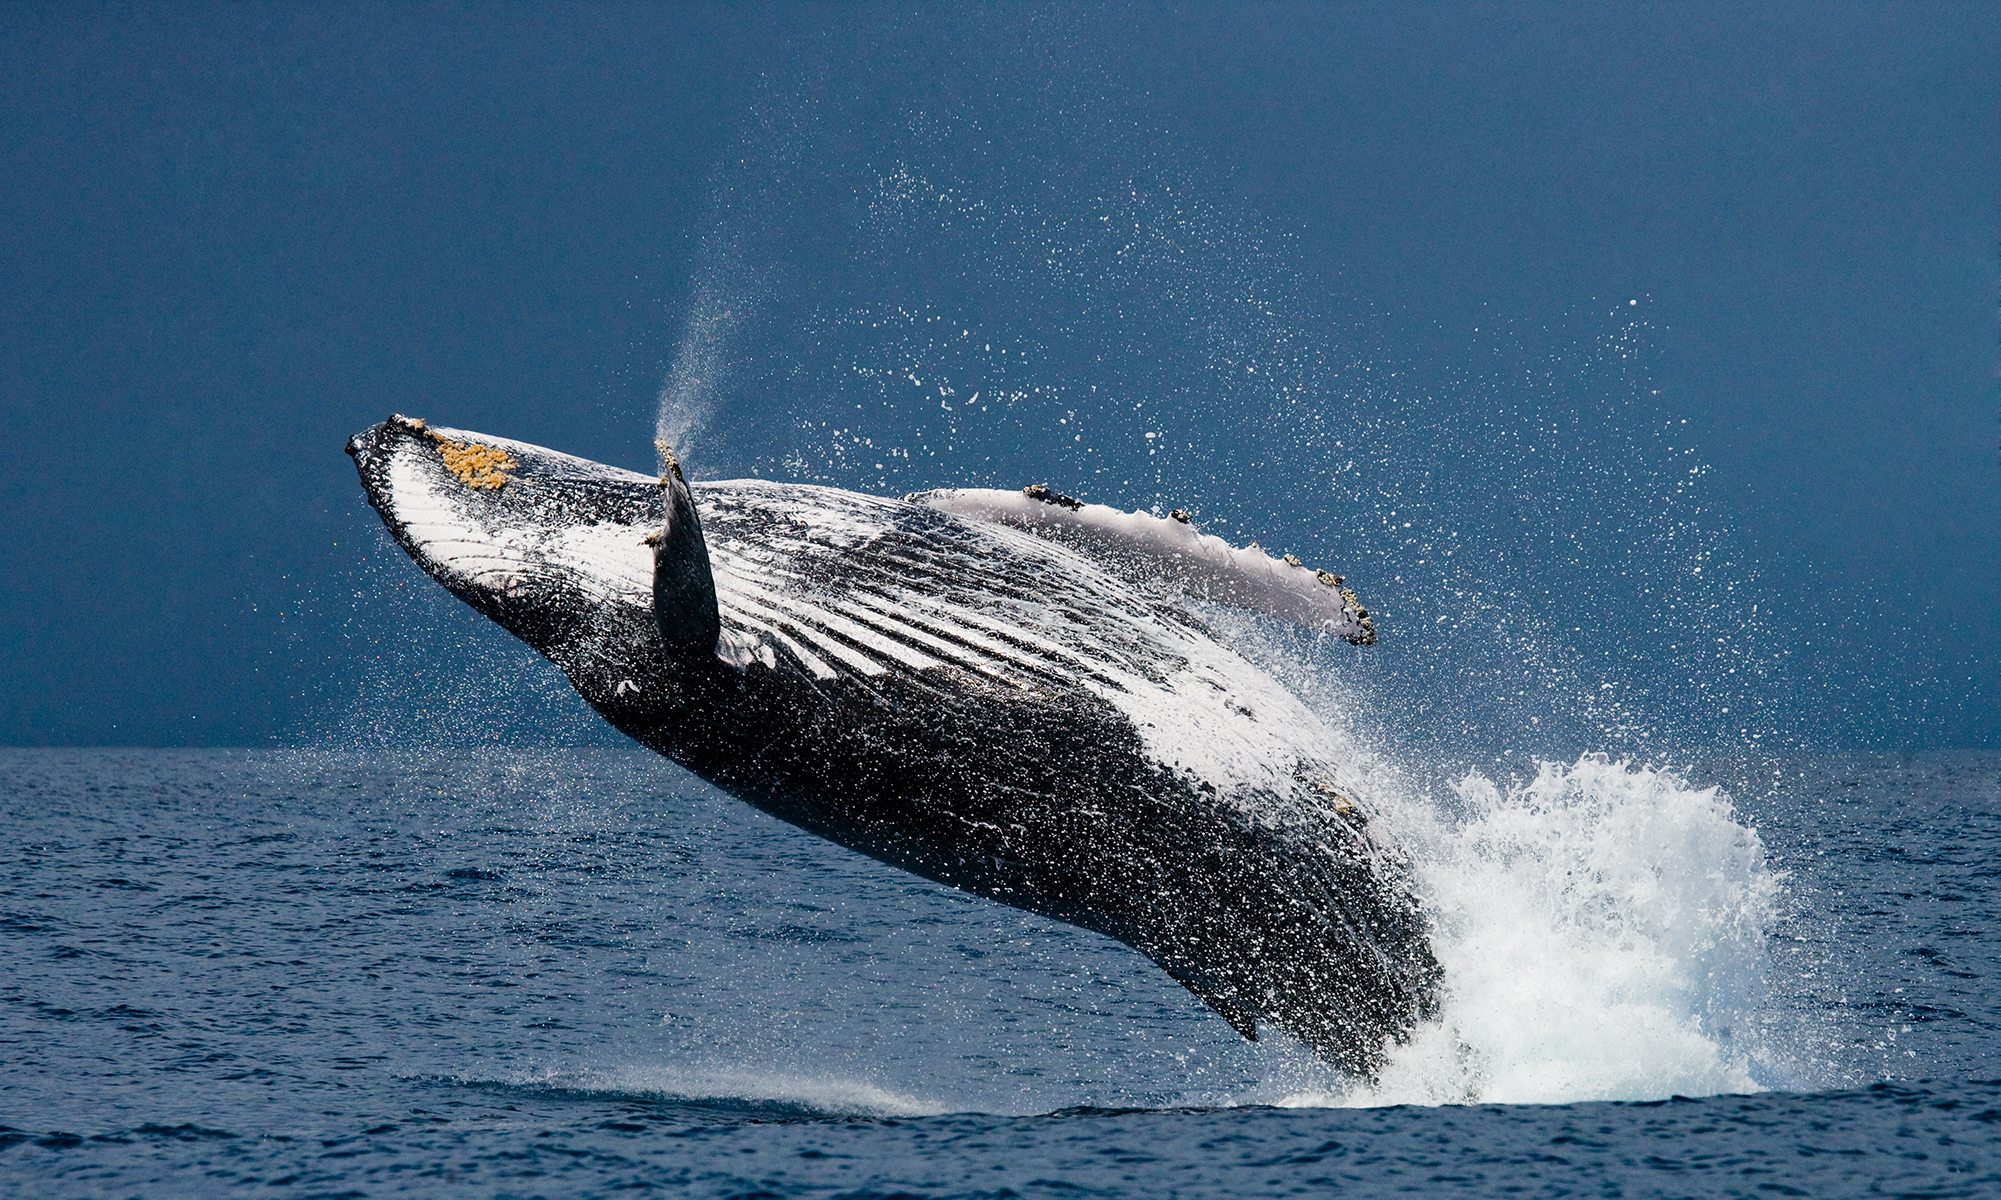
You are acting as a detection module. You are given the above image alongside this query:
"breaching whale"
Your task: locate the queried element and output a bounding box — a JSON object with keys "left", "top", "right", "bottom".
{"left": 347, "top": 415, "right": 1441, "bottom": 1076}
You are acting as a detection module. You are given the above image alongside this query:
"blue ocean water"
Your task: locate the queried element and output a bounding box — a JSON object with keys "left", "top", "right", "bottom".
{"left": 4, "top": 746, "right": 1998, "bottom": 1197}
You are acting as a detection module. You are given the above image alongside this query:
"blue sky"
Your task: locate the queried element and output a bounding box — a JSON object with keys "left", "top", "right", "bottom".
{"left": 2, "top": 3, "right": 1995, "bottom": 749}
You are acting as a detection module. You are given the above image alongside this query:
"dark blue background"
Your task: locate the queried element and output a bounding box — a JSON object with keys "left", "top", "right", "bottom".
{"left": 2, "top": 3, "right": 1995, "bottom": 748}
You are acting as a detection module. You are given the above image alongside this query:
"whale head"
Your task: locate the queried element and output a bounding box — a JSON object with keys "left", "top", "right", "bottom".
{"left": 345, "top": 415, "right": 684, "bottom": 725}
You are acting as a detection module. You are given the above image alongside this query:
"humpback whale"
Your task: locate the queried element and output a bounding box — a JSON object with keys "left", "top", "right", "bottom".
{"left": 347, "top": 415, "right": 1440, "bottom": 1076}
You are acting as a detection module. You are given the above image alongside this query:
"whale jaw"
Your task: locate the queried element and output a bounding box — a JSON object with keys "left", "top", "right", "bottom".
{"left": 345, "top": 415, "right": 680, "bottom": 723}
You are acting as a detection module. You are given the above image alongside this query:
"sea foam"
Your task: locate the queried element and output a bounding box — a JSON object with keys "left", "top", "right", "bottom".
{"left": 1294, "top": 754, "right": 1780, "bottom": 1108}
{"left": 495, "top": 1064, "right": 943, "bottom": 1119}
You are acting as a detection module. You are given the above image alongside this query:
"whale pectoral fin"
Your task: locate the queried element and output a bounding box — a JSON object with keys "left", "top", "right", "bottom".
{"left": 908, "top": 486, "right": 1375, "bottom": 645}
{"left": 649, "top": 452, "right": 722, "bottom": 661}
{"left": 1168, "top": 970, "right": 1259, "bottom": 1042}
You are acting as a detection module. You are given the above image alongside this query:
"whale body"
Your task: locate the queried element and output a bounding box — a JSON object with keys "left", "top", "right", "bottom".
{"left": 347, "top": 415, "right": 1441, "bottom": 1076}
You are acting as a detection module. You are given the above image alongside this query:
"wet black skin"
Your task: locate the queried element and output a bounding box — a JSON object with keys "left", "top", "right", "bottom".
{"left": 348, "top": 418, "right": 1441, "bottom": 1077}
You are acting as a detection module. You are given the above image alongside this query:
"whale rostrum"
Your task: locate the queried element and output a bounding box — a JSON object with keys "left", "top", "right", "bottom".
{"left": 347, "top": 415, "right": 1440, "bottom": 1076}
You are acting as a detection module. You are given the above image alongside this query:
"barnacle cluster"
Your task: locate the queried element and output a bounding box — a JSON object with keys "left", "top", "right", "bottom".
{"left": 428, "top": 432, "right": 517, "bottom": 490}
{"left": 1342, "top": 587, "right": 1377, "bottom": 646}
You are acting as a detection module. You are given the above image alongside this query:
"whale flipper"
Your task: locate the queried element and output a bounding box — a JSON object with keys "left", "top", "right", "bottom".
{"left": 908, "top": 486, "right": 1375, "bottom": 644}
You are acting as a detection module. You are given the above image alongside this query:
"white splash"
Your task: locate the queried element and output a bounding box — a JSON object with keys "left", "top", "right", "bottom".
{"left": 503, "top": 1064, "right": 943, "bottom": 1118}
{"left": 1287, "top": 753, "right": 1780, "bottom": 1108}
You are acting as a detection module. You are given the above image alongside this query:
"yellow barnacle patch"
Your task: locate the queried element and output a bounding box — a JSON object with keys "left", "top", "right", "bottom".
{"left": 428, "top": 433, "right": 517, "bottom": 490}
{"left": 1308, "top": 776, "right": 1359, "bottom": 817}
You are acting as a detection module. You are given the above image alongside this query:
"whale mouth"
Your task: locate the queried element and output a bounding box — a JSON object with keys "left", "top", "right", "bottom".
{"left": 346, "top": 415, "right": 665, "bottom": 661}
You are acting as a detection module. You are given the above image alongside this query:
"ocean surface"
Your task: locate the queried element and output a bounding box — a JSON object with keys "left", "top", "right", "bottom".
{"left": 4, "top": 745, "right": 1998, "bottom": 1197}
